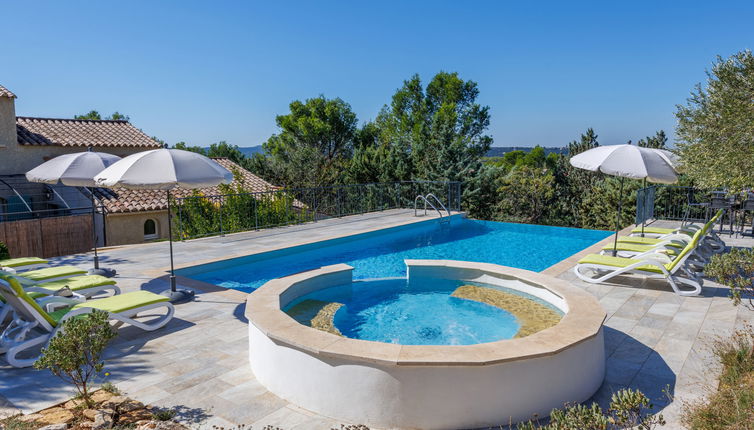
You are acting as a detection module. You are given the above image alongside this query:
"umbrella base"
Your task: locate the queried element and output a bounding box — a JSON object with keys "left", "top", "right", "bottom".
{"left": 88, "top": 267, "right": 117, "bottom": 278}
{"left": 160, "top": 288, "right": 195, "bottom": 304}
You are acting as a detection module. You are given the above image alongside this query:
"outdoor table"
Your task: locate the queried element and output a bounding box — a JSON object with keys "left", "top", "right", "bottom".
{"left": 708, "top": 194, "right": 736, "bottom": 234}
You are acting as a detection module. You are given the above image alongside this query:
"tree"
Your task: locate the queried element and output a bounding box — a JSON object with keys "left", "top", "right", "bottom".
{"left": 676, "top": 49, "right": 754, "bottom": 190}
{"left": 172, "top": 141, "right": 206, "bottom": 154}
{"left": 496, "top": 166, "right": 555, "bottom": 224}
{"left": 638, "top": 130, "right": 668, "bottom": 149}
{"left": 568, "top": 128, "right": 599, "bottom": 156}
{"left": 263, "top": 96, "right": 359, "bottom": 188}
{"left": 74, "top": 110, "right": 130, "bottom": 121}
{"left": 34, "top": 311, "right": 117, "bottom": 408}
{"left": 371, "top": 72, "right": 492, "bottom": 183}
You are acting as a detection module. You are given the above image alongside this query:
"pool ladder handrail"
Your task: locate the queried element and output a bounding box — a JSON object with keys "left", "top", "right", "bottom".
{"left": 414, "top": 193, "right": 451, "bottom": 223}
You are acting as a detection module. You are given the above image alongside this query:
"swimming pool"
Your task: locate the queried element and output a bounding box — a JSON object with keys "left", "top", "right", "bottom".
{"left": 179, "top": 217, "right": 612, "bottom": 292}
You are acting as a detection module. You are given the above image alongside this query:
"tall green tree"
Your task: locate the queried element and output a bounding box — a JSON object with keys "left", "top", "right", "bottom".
{"left": 676, "top": 49, "right": 754, "bottom": 190}
{"left": 372, "top": 72, "right": 492, "bottom": 183}
{"left": 637, "top": 130, "right": 668, "bottom": 149}
{"left": 263, "top": 96, "right": 359, "bottom": 188}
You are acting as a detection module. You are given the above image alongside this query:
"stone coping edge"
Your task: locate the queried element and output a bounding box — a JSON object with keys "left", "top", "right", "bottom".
{"left": 245, "top": 260, "right": 606, "bottom": 367}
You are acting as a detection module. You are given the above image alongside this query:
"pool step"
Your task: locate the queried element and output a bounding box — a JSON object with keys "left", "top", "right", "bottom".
{"left": 451, "top": 285, "right": 562, "bottom": 338}
{"left": 285, "top": 299, "right": 344, "bottom": 336}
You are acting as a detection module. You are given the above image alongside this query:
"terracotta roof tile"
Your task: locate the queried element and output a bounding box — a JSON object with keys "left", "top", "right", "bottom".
{"left": 16, "top": 117, "right": 161, "bottom": 148}
{"left": 0, "top": 85, "right": 16, "bottom": 99}
{"left": 100, "top": 158, "right": 281, "bottom": 213}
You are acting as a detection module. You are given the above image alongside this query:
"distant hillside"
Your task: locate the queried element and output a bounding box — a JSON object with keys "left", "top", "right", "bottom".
{"left": 237, "top": 146, "right": 264, "bottom": 157}
{"left": 485, "top": 147, "right": 567, "bottom": 157}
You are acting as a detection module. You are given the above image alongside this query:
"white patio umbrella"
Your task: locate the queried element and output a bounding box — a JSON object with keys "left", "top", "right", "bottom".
{"left": 26, "top": 148, "right": 121, "bottom": 276}
{"left": 570, "top": 144, "right": 679, "bottom": 255}
{"left": 94, "top": 148, "right": 232, "bottom": 302}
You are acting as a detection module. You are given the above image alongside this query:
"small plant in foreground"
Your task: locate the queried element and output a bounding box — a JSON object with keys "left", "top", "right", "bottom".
{"left": 517, "top": 388, "right": 664, "bottom": 430}
{"left": 0, "top": 241, "right": 10, "bottom": 260}
{"left": 704, "top": 248, "right": 754, "bottom": 309}
{"left": 0, "top": 415, "right": 38, "bottom": 430}
{"left": 682, "top": 324, "right": 754, "bottom": 429}
{"left": 101, "top": 381, "right": 121, "bottom": 395}
{"left": 152, "top": 408, "right": 178, "bottom": 421}
{"left": 33, "top": 310, "right": 116, "bottom": 408}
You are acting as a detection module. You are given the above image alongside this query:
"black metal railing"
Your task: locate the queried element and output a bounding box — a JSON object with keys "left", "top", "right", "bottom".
{"left": 173, "top": 181, "right": 462, "bottom": 240}
{"left": 636, "top": 185, "right": 715, "bottom": 225}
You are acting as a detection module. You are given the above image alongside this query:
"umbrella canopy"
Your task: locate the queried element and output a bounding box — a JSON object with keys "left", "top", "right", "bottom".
{"left": 25, "top": 150, "right": 122, "bottom": 276}
{"left": 94, "top": 148, "right": 233, "bottom": 190}
{"left": 26, "top": 150, "right": 121, "bottom": 187}
{"left": 570, "top": 144, "right": 679, "bottom": 255}
{"left": 94, "top": 148, "right": 232, "bottom": 301}
{"left": 569, "top": 144, "right": 678, "bottom": 184}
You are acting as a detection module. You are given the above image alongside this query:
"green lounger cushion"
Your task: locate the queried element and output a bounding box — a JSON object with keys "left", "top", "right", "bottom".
{"left": 0, "top": 275, "right": 116, "bottom": 303}
{"left": 577, "top": 254, "right": 665, "bottom": 274}
{"left": 48, "top": 291, "right": 169, "bottom": 323}
{"left": 618, "top": 236, "right": 686, "bottom": 249}
{"left": 0, "top": 257, "right": 48, "bottom": 268}
{"left": 617, "top": 236, "right": 685, "bottom": 248}
{"left": 37, "top": 275, "right": 116, "bottom": 292}
{"left": 21, "top": 266, "right": 87, "bottom": 281}
{"left": 602, "top": 243, "right": 679, "bottom": 256}
{"left": 630, "top": 226, "right": 690, "bottom": 235}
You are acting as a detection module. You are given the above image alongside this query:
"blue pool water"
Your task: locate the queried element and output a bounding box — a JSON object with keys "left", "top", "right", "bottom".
{"left": 179, "top": 217, "right": 611, "bottom": 293}
{"left": 284, "top": 278, "right": 524, "bottom": 345}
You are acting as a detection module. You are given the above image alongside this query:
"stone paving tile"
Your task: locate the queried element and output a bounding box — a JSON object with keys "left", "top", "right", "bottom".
{"left": 252, "top": 405, "right": 325, "bottom": 429}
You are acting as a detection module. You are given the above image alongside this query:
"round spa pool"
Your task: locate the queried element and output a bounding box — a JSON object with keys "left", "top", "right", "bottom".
{"left": 246, "top": 260, "right": 606, "bottom": 430}
{"left": 283, "top": 277, "right": 563, "bottom": 345}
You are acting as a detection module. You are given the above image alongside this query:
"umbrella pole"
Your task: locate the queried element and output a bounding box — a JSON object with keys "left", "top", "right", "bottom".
{"left": 86, "top": 187, "right": 112, "bottom": 277}
{"left": 162, "top": 189, "right": 194, "bottom": 303}
{"left": 90, "top": 187, "right": 99, "bottom": 269}
{"left": 641, "top": 178, "right": 646, "bottom": 237}
{"left": 167, "top": 189, "right": 176, "bottom": 292}
{"left": 613, "top": 177, "right": 625, "bottom": 256}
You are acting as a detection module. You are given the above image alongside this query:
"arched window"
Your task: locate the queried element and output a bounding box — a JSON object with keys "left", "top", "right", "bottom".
{"left": 144, "top": 219, "right": 158, "bottom": 240}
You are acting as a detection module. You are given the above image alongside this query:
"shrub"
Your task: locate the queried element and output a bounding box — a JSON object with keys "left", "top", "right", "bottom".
{"left": 682, "top": 324, "right": 754, "bottom": 429}
{"left": 517, "top": 388, "right": 665, "bottom": 430}
{"left": 33, "top": 310, "right": 117, "bottom": 408}
{"left": 152, "top": 408, "right": 177, "bottom": 421}
{"left": 705, "top": 248, "right": 754, "bottom": 309}
{"left": 100, "top": 381, "right": 121, "bottom": 395}
{"left": 0, "top": 241, "right": 10, "bottom": 260}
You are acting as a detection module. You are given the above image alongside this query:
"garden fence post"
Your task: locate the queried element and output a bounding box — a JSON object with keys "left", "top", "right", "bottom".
{"left": 337, "top": 187, "right": 342, "bottom": 217}
{"left": 178, "top": 202, "right": 184, "bottom": 241}
{"left": 254, "top": 194, "right": 259, "bottom": 230}
{"left": 219, "top": 196, "right": 225, "bottom": 237}
{"left": 312, "top": 188, "right": 317, "bottom": 222}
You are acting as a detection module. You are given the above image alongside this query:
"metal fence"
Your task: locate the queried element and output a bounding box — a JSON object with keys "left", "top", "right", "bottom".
{"left": 174, "top": 181, "right": 462, "bottom": 240}
{"left": 636, "top": 185, "right": 713, "bottom": 225}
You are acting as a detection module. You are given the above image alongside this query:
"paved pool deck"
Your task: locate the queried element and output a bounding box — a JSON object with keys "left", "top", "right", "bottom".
{"left": 1, "top": 211, "right": 753, "bottom": 429}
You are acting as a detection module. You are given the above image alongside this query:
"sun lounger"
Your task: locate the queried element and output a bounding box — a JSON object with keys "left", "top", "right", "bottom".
{"left": 0, "top": 257, "right": 49, "bottom": 273}
{"left": 574, "top": 233, "right": 703, "bottom": 296}
{"left": 0, "top": 275, "right": 173, "bottom": 368}
{"left": 0, "top": 274, "right": 121, "bottom": 323}
{"left": 12, "top": 265, "right": 87, "bottom": 283}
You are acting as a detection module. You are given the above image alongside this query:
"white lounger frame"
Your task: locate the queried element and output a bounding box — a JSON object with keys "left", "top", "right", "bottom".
{"left": 574, "top": 252, "right": 702, "bottom": 297}
{"left": 0, "top": 279, "right": 173, "bottom": 368}
{"left": 0, "top": 282, "right": 121, "bottom": 325}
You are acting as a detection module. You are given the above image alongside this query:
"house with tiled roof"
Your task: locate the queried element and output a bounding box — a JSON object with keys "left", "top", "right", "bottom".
{"left": 0, "top": 84, "right": 279, "bottom": 250}
{"left": 101, "top": 157, "right": 279, "bottom": 245}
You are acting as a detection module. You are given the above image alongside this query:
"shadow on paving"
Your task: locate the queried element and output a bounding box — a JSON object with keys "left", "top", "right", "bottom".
{"left": 0, "top": 313, "right": 194, "bottom": 414}
{"left": 53, "top": 254, "right": 135, "bottom": 269}
{"left": 589, "top": 326, "right": 676, "bottom": 415}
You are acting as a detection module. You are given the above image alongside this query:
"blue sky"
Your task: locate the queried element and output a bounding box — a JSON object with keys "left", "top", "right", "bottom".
{"left": 2, "top": 1, "right": 752, "bottom": 148}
